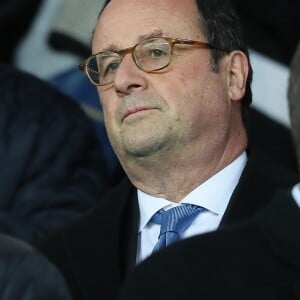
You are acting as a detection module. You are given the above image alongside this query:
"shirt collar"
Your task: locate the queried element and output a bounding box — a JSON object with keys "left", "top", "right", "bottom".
{"left": 138, "top": 152, "right": 247, "bottom": 232}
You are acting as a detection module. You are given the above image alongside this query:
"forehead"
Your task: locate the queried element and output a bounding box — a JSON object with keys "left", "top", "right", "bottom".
{"left": 93, "top": 0, "right": 203, "bottom": 52}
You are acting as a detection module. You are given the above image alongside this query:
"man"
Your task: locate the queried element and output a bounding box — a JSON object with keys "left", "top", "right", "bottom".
{"left": 0, "top": 233, "right": 71, "bottom": 300}
{"left": 289, "top": 42, "right": 300, "bottom": 162}
{"left": 36, "top": 1, "right": 297, "bottom": 300}
{"left": 118, "top": 42, "right": 300, "bottom": 300}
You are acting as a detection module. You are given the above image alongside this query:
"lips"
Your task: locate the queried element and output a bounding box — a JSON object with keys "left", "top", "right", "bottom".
{"left": 121, "top": 106, "right": 156, "bottom": 121}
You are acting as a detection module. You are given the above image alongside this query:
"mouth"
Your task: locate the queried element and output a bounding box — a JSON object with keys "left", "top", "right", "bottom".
{"left": 122, "top": 107, "right": 157, "bottom": 121}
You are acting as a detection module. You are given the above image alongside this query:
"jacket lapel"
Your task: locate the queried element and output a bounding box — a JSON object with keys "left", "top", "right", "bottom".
{"left": 119, "top": 189, "right": 139, "bottom": 277}
{"left": 63, "top": 177, "right": 138, "bottom": 300}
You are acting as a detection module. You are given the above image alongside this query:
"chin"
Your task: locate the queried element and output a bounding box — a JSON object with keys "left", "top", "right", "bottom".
{"left": 122, "top": 136, "right": 167, "bottom": 159}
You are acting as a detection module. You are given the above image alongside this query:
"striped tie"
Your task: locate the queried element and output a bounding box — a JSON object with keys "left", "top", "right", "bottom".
{"left": 151, "top": 204, "right": 205, "bottom": 253}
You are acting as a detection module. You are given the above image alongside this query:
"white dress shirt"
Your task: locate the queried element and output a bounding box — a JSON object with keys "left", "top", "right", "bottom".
{"left": 136, "top": 152, "right": 247, "bottom": 263}
{"left": 292, "top": 183, "right": 300, "bottom": 208}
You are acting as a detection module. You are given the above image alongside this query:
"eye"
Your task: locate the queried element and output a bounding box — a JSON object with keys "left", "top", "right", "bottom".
{"left": 104, "top": 62, "right": 120, "bottom": 74}
{"left": 149, "top": 49, "right": 167, "bottom": 58}
{"left": 100, "top": 59, "right": 121, "bottom": 78}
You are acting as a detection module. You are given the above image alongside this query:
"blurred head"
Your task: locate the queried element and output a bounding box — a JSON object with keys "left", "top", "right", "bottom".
{"left": 288, "top": 42, "right": 300, "bottom": 174}
{"left": 90, "top": 0, "right": 250, "bottom": 171}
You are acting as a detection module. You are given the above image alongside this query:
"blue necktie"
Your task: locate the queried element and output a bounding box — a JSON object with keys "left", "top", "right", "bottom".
{"left": 151, "top": 204, "right": 205, "bottom": 253}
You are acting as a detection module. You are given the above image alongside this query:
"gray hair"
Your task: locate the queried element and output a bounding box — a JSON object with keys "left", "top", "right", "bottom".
{"left": 288, "top": 42, "right": 300, "bottom": 174}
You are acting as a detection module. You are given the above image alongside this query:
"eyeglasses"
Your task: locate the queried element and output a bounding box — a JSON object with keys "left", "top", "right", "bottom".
{"left": 79, "top": 37, "right": 228, "bottom": 86}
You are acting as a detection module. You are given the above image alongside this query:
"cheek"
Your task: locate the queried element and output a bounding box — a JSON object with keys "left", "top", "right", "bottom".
{"left": 98, "top": 90, "right": 116, "bottom": 121}
{"left": 173, "top": 68, "right": 230, "bottom": 125}
{"left": 179, "top": 64, "right": 200, "bottom": 86}
{"left": 97, "top": 93, "right": 121, "bottom": 142}
{"left": 173, "top": 62, "right": 210, "bottom": 103}
{"left": 182, "top": 65, "right": 229, "bottom": 106}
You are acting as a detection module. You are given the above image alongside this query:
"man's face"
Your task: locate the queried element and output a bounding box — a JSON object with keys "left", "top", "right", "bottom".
{"left": 93, "top": 0, "right": 238, "bottom": 164}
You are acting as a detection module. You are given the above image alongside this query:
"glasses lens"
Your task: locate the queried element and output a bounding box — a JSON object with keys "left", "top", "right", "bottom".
{"left": 135, "top": 38, "right": 171, "bottom": 71}
{"left": 85, "top": 56, "right": 101, "bottom": 85}
{"left": 86, "top": 52, "right": 121, "bottom": 85}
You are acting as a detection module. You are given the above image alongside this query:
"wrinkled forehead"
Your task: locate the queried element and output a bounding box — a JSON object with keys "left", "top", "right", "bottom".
{"left": 93, "top": 0, "right": 203, "bottom": 52}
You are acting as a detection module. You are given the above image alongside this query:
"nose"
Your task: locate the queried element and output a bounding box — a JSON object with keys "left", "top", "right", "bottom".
{"left": 113, "top": 55, "right": 148, "bottom": 96}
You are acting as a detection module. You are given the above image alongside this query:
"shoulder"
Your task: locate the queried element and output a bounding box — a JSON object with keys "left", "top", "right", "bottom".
{"left": 221, "top": 150, "right": 298, "bottom": 224}
{"left": 0, "top": 234, "right": 71, "bottom": 300}
{"left": 35, "top": 176, "right": 135, "bottom": 259}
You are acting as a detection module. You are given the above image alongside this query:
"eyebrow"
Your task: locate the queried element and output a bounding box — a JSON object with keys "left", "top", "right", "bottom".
{"left": 137, "top": 29, "right": 164, "bottom": 42}
{"left": 96, "top": 29, "right": 165, "bottom": 53}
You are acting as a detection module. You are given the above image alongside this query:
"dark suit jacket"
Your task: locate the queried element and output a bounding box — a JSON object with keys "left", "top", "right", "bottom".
{"left": 0, "top": 233, "right": 71, "bottom": 300}
{"left": 119, "top": 189, "right": 300, "bottom": 300}
{"left": 0, "top": 63, "right": 109, "bottom": 243}
{"left": 36, "top": 153, "right": 298, "bottom": 300}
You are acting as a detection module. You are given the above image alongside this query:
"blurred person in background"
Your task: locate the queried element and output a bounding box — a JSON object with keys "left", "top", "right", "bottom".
{"left": 0, "top": 63, "right": 110, "bottom": 244}
{"left": 0, "top": 233, "right": 72, "bottom": 300}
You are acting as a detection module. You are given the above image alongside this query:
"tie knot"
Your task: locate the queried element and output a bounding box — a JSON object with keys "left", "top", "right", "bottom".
{"left": 151, "top": 204, "right": 204, "bottom": 236}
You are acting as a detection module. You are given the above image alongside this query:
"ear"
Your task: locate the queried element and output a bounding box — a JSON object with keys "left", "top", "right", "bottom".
{"left": 226, "top": 51, "right": 249, "bottom": 102}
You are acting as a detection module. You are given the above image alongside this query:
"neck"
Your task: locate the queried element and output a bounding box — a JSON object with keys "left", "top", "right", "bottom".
{"left": 120, "top": 130, "right": 247, "bottom": 202}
